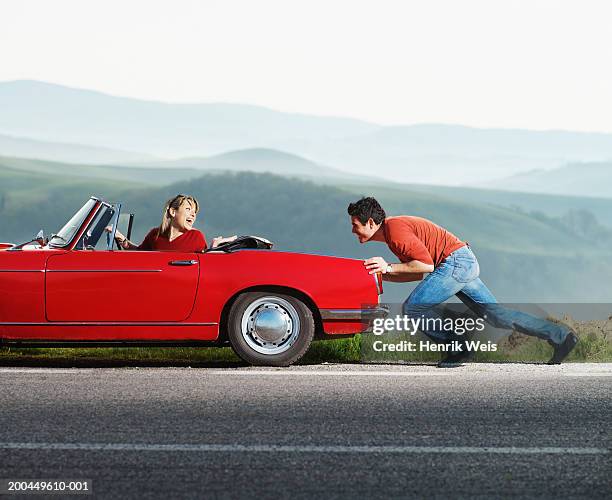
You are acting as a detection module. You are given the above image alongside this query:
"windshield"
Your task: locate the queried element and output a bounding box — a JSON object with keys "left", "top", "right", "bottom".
{"left": 49, "top": 199, "right": 97, "bottom": 247}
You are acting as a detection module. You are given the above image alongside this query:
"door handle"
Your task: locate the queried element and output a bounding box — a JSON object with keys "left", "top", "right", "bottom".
{"left": 169, "top": 259, "right": 198, "bottom": 266}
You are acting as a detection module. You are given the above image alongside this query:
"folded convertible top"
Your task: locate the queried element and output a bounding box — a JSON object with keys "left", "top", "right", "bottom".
{"left": 205, "top": 235, "right": 274, "bottom": 253}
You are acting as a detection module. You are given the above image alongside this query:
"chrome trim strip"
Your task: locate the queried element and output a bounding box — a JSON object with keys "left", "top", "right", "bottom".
{"left": 319, "top": 307, "right": 389, "bottom": 321}
{"left": 46, "top": 269, "right": 163, "bottom": 273}
{"left": 0, "top": 270, "right": 45, "bottom": 273}
{"left": 0, "top": 322, "right": 217, "bottom": 326}
{"left": 1, "top": 340, "right": 227, "bottom": 348}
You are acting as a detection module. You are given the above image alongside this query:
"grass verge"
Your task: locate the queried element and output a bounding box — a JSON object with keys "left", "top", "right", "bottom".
{"left": 0, "top": 317, "right": 610, "bottom": 366}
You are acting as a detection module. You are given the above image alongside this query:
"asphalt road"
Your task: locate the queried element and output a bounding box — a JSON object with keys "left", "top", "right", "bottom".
{"left": 0, "top": 363, "right": 610, "bottom": 499}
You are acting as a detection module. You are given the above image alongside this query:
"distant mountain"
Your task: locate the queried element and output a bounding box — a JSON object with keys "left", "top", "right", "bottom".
{"left": 0, "top": 80, "right": 378, "bottom": 157}
{"left": 3, "top": 80, "right": 612, "bottom": 186}
{"left": 0, "top": 132, "right": 157, "bottom": 165}
{"left": 277, "top": 124, "right": 612, "bottom": 185}
{"left": 481, "top": 162, "right": 612, "bottom": 198}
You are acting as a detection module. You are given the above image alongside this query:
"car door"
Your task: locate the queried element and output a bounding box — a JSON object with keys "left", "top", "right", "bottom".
{"left": 45, "top": 251, "right": 199, "bottom": 322}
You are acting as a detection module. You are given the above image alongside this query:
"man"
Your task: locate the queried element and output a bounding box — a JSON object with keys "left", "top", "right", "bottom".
{"left": 347, "top": 196, "right": 578, "bottom": 365}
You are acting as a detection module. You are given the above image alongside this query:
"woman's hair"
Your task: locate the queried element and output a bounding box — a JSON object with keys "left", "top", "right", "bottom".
{"left": 157, "top": 194, "right": 200, "bottom": 238}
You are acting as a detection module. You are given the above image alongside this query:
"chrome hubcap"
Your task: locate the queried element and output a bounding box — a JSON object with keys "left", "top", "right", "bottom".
{"left": 241, "top": 297, "right": 301, "bottom": 355}
{"left": 252, "top": 308, "right": 289, "bottom": 342}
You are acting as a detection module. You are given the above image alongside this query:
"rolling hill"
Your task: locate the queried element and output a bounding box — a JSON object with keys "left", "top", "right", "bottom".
{"left": 481, "top": 161, "right": 612, "bottom": 198}
{"left": 136, "top": 148, "right": 351, "bottom": 179}
{"left": 0, "top": 148, "right": 379, "bottom": 186}
{"left": 2, "top": 168, "right": 611, "bottom": 302}
{"left": 351, "top": 182, "right": 612, "bottom": 229}
{"left": 0, "top": 156, "right": 201, "bottom": 186}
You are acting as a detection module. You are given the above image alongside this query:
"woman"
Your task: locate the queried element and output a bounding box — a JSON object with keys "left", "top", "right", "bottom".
{"left": 113, "top": 194, "right": 235, "bottom": 251}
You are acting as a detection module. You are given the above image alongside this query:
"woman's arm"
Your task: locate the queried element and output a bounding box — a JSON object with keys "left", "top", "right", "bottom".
{"left": 105, "top": 227, "right": 138, "bottom": 250}
{"left": 114, "top": 229, "right": 139, "bottom": 249}
{"left": 211, "top": 235, "right": 238, "bottom": 248}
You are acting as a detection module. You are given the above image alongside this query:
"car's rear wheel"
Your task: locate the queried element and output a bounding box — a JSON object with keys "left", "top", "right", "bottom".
{"left": 227, "top": 292, "right": 315, "bottom": 366}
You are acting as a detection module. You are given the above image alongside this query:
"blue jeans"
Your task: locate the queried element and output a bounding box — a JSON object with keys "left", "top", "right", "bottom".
{"left": 402, "top": 245, "right": 569, "bottom": 345}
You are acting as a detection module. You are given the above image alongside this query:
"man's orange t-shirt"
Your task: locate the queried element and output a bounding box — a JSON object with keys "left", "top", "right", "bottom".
{"left": 383, "top": 216, "right": 465, "bottom": 267}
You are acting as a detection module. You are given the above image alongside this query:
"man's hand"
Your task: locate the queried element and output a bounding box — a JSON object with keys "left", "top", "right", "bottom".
{"left": 364, "top": 256, "right": 388, "bottom": 275}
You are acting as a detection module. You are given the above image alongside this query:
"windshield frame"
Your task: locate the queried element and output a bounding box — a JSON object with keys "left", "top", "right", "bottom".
{"left": 107, "top": 203, "right": 122, "bottom": 250}
{"left": 48, "top": 197, "right": 105, "bottom": 249}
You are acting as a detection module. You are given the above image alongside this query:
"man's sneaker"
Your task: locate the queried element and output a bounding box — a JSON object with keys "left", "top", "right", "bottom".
{"left": 548, "top": 331, "right": 579, "bottom": 365}
{"left": 437, "top": 346, "right": 475, "bottom": 368}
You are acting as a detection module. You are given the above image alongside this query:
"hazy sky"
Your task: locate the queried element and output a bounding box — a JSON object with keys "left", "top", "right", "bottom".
{"left": 2, "top": 0, "right": 611, "bottom": 131}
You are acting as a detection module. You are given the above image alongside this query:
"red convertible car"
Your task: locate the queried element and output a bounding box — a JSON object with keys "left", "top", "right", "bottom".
{"left": 0, "top": 197, "right": 385, "bottom": 366}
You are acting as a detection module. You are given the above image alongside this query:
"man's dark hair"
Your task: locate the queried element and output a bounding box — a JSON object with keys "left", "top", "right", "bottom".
{"left": 347, "top": 197, "right": 386, "bottom": 225}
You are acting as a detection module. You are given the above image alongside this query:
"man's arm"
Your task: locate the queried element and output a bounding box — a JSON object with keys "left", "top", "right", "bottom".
{"left": 364, "top": 257, "right": 433, "bottom": 282}
{"left": 387, "top": 260, "right": 433, "bottom": 274}
{"left": 383, "top": 272, "right": 424, "bottom": 283}
{"left": 383, "top": 261, "right": 431, "bottom": 282}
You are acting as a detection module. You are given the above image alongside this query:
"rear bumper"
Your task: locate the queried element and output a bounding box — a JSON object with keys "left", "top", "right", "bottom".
{"left": 319, "top": 306, "right": 389, "bottom": 321}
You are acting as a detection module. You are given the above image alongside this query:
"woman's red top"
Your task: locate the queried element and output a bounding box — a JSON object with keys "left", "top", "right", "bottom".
{"left": 137, "top": 228, "right": 207, "bottom": 252}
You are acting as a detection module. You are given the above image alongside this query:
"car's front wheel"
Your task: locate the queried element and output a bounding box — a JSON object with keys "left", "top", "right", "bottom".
{"left": 227, "top": 292, "right": 315, "bottom": 366}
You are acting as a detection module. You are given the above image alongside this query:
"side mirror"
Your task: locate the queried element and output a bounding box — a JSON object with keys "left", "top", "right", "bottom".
{"left": 35, "top": 229, "right": 47, "bottom": 246}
